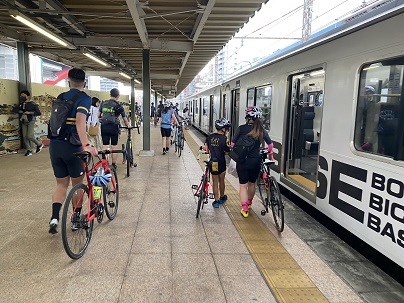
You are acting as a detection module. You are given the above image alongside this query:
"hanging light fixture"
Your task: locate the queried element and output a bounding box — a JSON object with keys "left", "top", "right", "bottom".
{"left": 10, "top": 11, "right": 75, "bottom": 49}
{"left": 83, "top": 51, "right": 109, "bottom": 67}
{"left": 119, "top": 72, "right": 131, "bottom": 79}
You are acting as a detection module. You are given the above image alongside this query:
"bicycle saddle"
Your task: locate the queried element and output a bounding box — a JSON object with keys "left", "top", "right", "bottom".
{"left": 74, "top": 151, "right": 90, "bottom": 161}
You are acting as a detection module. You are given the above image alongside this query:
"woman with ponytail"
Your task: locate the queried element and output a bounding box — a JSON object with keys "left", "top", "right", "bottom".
{"left": 231, "top": 106, "right": 274, "bottom": 218}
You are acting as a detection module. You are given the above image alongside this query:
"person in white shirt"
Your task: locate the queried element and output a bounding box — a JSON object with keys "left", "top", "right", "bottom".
{"left": 87, "top": 97, "right": 102, "bottom": 150}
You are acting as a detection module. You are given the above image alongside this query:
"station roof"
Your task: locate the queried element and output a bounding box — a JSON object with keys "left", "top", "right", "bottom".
{"left": 0, "top": 0, "right": 268, "bottom": 98}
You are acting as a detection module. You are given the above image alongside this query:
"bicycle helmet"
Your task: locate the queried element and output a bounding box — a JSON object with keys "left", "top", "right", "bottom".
{"left": 164, "top": 100, "right": 171, "bottom": 108}
{"left": 215, "top": 118, "right": 231, "bottom": 130}
{"left": 89, "top": 167, "right": 111, "bottom": 187}
{"left": 89, "top": 173, "right": 112, "bottom": 187}
{"left": 245, "top": 105, "right": 262, "bottom": 120}
{"left": 365, "top": 85, "right": 375, "bottom": 94}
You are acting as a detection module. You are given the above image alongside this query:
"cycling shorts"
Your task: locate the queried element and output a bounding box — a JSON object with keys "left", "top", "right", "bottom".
{"left": 101, "top": 123, "right": 119, "bottom": 145}
{"left": 49, "top": 141, "right": 83, "bottom": 178}
{"left": 211, "top": 161, "right": 226, "bottom": 175}
{"left": 161, "top": 127, "right": 171, "bottom": 137}
{"left": 236, "top": 158, "right": 260, "bottom": 184}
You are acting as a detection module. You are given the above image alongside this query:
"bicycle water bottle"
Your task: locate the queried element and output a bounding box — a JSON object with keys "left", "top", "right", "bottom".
{"left": 91, "top": 167, "right": 105, "bottom": 199}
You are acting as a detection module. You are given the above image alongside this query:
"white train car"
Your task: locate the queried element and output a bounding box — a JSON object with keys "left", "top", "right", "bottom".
{"left": 182, "top": 1, "right": 404, "bottom": 268}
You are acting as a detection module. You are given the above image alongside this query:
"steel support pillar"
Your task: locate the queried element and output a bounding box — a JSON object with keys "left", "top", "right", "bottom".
{"left": 17, "top": 42, "right": 31, "bottom": 93}
{"left": 139, "top": 48, "right": 154, "bottom": 156}
{"left": 130, "top": 78, "right": 135, "bottom": 126}
{"left": 17, "top": 41, "right": 31, "bottom": 150}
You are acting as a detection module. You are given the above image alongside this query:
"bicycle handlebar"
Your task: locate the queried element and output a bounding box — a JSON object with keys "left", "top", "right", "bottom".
{"left": 197, "top": 146, "right": 209, "bottom": 160}
{"left": 259, "top": 148, "right": 275, "bottom": 165}
{"left": 74, "top": 149, "right": 125, "bottom": 157}
{"left": 119, "top": 126, "right": 137, "bottom": 130}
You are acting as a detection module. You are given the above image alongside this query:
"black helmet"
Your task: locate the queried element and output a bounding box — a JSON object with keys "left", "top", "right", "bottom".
{"left": 215, "top": 118, "right": 231, "bottom": 130}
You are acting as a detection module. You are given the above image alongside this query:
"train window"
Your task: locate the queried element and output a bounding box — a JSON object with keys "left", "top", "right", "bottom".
{"left": 354, "top": 59, "right": 404, "bottom": 160}
{"left": 255, "top": 85, "right": 272, "bottom": 131}
{"left": 247, "top": 88, "right": 255, "bottom": 107}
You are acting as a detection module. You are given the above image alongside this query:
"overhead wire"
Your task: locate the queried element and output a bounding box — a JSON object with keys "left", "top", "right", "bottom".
{"left": 225, "top": 5, "right": 303, "bottom": 62}
{"left": 226, "top": 0, "right": 364, "bottom": 76}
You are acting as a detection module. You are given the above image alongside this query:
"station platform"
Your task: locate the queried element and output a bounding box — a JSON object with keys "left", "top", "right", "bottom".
{"left": 0, "top": 125, "right": 403, "bottom": 303}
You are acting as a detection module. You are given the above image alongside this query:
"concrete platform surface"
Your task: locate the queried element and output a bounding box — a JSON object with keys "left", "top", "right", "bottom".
{"left": 0, "top": 125, "right": 397, "bottom": 303}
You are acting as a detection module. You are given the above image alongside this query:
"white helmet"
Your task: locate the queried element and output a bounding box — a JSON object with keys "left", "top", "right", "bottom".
{"left": 245, "top": 106, "right": 262, "bottom": 119}
{"left": 89, "top": 173, "right": 111, "bottom": 187}
{"left": 164, "top": 101, "right": 171, "bottom": 107}
{"left": 215, "top": 118, "right": 231, "bottom": 130}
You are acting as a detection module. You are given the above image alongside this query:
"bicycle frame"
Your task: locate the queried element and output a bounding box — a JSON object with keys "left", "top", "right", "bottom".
{"left": 193, "top": 164, "right": 211, "bottom": 199}
{"left": 120, "top": 126, "right": 137, "bottom": 176}
{"left": 125, "top": 127, "right": 133, "bottom": 150}
{"left": 192, "top": 148, "right": 214, "bottom": 217}
{"left": 260, "top": 158, "right": 271, "bottom": 191}
{"left": 75, "top": 154, "right": 117, "bottom": 223}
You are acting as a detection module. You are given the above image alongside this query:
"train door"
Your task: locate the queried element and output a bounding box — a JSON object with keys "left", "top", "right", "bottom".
{"left": 230, "top": 88, "right": 240, "bottom": 138}
{"left": 285, "top": 69, "right": 324, "bottom": 196}
{"left": 189, "top": 100, "right": 193, "bottom": 123}
{"left": 222, "top": 93, "right": 229, "bottom": 120}
{"left": 209, "top": 95, "right": 214, "bottom": 133}
{"left": 194, "top": 99, "right": 199, "bottom": 127}
{"left": 199, "top": 98, "right": 203, "bottom": 129}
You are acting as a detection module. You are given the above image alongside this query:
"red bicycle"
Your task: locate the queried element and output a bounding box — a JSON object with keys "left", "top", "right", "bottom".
{"left": 61, "top": 149, "right": 124, "bottom": 259}
{"left": 192, "top": 147, "right": 214, "bottom": 218}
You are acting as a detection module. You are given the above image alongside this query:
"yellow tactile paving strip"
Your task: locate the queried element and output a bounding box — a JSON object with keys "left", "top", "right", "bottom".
{"left": 185, "top": 131, "right": 328, "bottom": 303}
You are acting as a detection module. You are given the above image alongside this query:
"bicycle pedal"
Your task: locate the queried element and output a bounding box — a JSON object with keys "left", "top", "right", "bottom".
{"left": 191, "top": 185, "right": 198, "bottom": 189}
{"left": 209, "top": 193, "right": 215, "bottom": 199}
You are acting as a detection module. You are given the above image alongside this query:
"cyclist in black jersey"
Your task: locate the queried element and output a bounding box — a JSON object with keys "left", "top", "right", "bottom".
{"left": 204, "top": 118, "right": 231, "bottom": 208}
{"left": 231, "top": 106, "right": 274, "bottom": 218}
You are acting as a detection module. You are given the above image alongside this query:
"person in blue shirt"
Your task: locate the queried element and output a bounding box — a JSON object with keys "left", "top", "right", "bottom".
{"left": 160, "top": 101, "right": 178, "bottom": 154}
{"left": 48, "top": 68, "right": 98, "bottom": 234}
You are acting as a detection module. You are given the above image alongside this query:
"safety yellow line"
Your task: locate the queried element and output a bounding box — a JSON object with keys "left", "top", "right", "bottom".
{"left": 185, "top": 131, "right": 328, "bottom": 303}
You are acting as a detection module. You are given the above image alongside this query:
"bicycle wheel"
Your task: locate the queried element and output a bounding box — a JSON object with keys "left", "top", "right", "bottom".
{"left": 126, "top": 142, "right": 131, "bottom": 177}
{"left": 269, "top": 177, "right": 284, "bottom": 232}
{"left": 104, "top": 167, "right": 119, "bottom": 220}
{"left": 196, "top": 177, "right": 206, "bottom": 218}
{"left": 61, "top": 183, "right": 94, "bottom": 259}
{"left": 178, "top": 135, "right": 184, "bottom": 157}
{"left": 121, "top": 143, "right": 127, "bottom": 165}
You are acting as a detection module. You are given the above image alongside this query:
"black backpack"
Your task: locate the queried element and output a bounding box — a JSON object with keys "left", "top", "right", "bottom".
{"left": 48, "top": 92, "right": 82, "bottom": 141}
{"left": 100, "top": 100, "right": 119, "bottom": 124}
{"left": 228, "top": 134, "right": 256, "bottom": 163}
